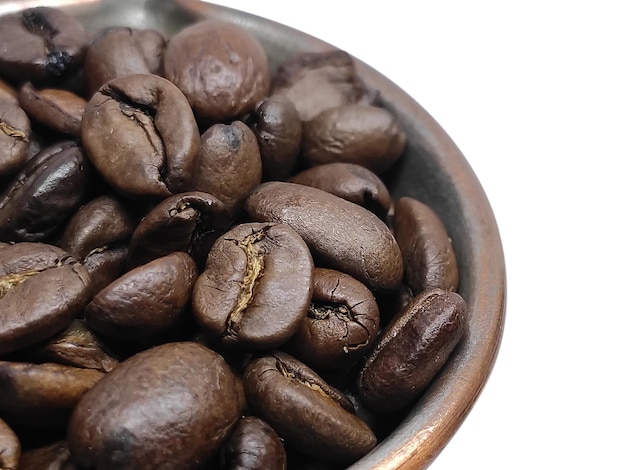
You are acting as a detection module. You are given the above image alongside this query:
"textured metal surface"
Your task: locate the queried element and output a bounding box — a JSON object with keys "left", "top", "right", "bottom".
{"left": 1, "top": 1, "right": 506, "bottom": 468}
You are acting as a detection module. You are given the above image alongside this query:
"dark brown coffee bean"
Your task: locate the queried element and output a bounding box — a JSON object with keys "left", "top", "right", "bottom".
{"left": 0, "top": 7, "right": 89, "bottom": 85}
{"left": 245, "top": 181, "right": 403, "bottom": 292}
{"left": 0, "top": 360, "right": 104, "bottom": 428}
{"left": 0, "top": 416, "right": 20, "bottom": 470}
{"left": 243, "top": 351, "right": 376, "bottom": 465}
{"left": 84, "top": 27, "right": 167, "bottom": 96}
{"left": 164, "top": 20, "right": 270, "bottom": 122}
{"left": 85, "top": 252, "right": 197, "bottom": 341}
{"left": 18, "top": 440, "right": 77, "bottom": 470}
{"left": 80, "top": 245, "right": 129, "bottom": 299}
{"left": 287, "top": 267, "right": 379, "bottom": 370}
{"left": 222, "top": 416, "right": 287, "bottom": 470}
{"left": 81, "top": 73, "right": 200, "bottom": 199}
{"left": 288, "top": 162, "right": 392, "bottom": 219}
{"left": 301, "top": 104, "right": 406, "bottom": 174}
{"left": 271, "top": 50, "right": 368, "bottom": 122}
{"left": 192, "top": 222, "right": 313, "bottom": 351}
{"left": 0, "top": 141, "right": 90, "bottom": 242}
{"left": 192, "top": 121, "right": 262, "bottom": 217}
{"left": 0, "top": 243, "right": 91, "bottom": 356}
{"left": 126, "top": 191, "right": 231, "bottom": 269}
{"left": 68, "top": 342, "right": 245, "bottom": 469}
{"left": 358, "top": 288, "right": 467, "bottom": 413}
{"left": 0, "top": 99, "right": 30, "bottom": 177}
{"left": 23, "top": 319, "right": 119, "bottom": 373}
{"left": 393, "top": 196, "right": 459, "bottom": 293}
{"left": 18, "top": 82, "right": 86, "bottom": 137}
{"left": 248, "top": 95, "right": 302, "bottom": 181}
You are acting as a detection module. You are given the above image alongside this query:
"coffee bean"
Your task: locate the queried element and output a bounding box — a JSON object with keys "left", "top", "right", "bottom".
{"left": 0, "top": 360, "right": 104, "bottom": 428}
{"left": 222, "top": 416, "right": 287, "bottom": 470}
{"left": 0, "top": 416, "right": 20, "bottom": 470}
{"left": 192, "top": 222, "right": 313, "bottom": 351}
{"left": 85, "top": 252, "right": 197, "bottom": 341}
{"left": 245, "top": 181, "right": 403, "bottom": 292}
{"left": 81, "top": 73, "right": 200, "bottom": 199}
{"left": 288, "top": 162, "right": 392, "bottom": 219}
{"left": 164, "top": 20, "right": 270, "bottom": 123}
{"left": 0, "top": 242, "right": 91, "bottom": 356}
{"left": 287, "top": 267, "right": 379, "bottom": 370}
{"left": 243, "top": 351, "right": 376, "bottom": 465}
{"left": 393, "top": 196, "right": 459, "bottom": 293}
{"left": 0, "top": 99, "right": 30, "bottom": 178}
{"left": 0, "top": 7, "right": 89, "bottom": 85}
{"left": 68, "top": 342, "right": 245, "bottom": 469}
{"left": 358, "top": 288, "right": 467, "bottom": 412}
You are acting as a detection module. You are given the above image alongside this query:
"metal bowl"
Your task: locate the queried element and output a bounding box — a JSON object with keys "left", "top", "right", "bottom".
{"left": 1, "top": 1, "right": 507, "bottom": 468}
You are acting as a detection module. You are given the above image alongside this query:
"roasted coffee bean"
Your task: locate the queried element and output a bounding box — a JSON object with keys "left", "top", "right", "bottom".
{"left": 0, "top": 360, "right": 104, "bottom": 428}
{"left": 84, "top": 27, "right": 167, "bottom": 96}
{"left": 248, "top": 95, "right": 302, "bottom": 181}
{"left": 18, "top": 440, "right": 77, "bottom": 470}
{"left": 222, "top": 416, "right": 287, "bottom": 470}
{"left": 393, "top": 196, "right": 459, "bottom": 293}
{"left": 126, "top": 191, "right": 231, "bottom": 269}
{"left": 23, "top": 319, "right": 119, "bottom": 373}
{"left": 358, "top": 288, "right": 467, "bottom": 413}
{"left": 271, "top": 49, "right": 368, "bottom": 122}
{"left": 0, "top": 416, "right": 20, "bottom": 470}
{"left": 243, "top": 351, "right": 376, "bottom": 465}
{"left": 0, "top": 99, "right": 30, "bottom": 180}
{"left": 0, "top": 243, "right": 91, "bottom": 356}
{"left": 192, "top": 222, "right": 313, "bottom": 351}
{"left": 288, "top": 162, "right": 392, "bottom": 219}
{"left": 0, "top": 7, "right": 89, "bottom": 85}
{"left": 164, "top": 20, "right": 270, "bottom": 122}
{"left": 301, "top": 104, "right": 406, "bottom": 174}
{"left": 287, "top": 267, "right": 379, "bottom": 370}
{"left": 245, "top": 181, "right": 403, "bottom": 292}
{"left": 81, "top": 73, "right": 200, "bottom": 199}
{"left": 68, "top": 342, "right": 245, "bottom": 469}
{"left": 192, "top": 121, "right": 262, "bottom": 217}
{"left": 85, "top": 252, "right": 197, "bottom": 341}
{"left": 18, "top": 82, "right": 86, "bottom": 137}
{"left": 0, "top": 141, "right": 90, "bottom": 242}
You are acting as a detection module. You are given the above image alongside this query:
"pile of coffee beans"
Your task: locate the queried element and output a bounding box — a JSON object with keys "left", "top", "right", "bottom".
{"left": 0, "top": 6, "right": 468, "bottom": 469}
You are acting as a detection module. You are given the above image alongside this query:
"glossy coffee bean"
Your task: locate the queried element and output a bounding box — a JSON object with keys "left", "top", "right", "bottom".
{"left": 0, "top": 141, "right": 90, "bottom": 242}
{"left": 81, "top": 74, "right": 200, "bottom": 199}
{"left": 193, "top": 222, "right": 313, "bottom": 351}
{"left": 85, "top": 252, "right": 197, "bottom": 341}
{"left": 17, "top": 440, "right": 77, "bottom": 470}
{"left": 243, "top": 351, "right": 376, "bottom": 465}
{"left": 287, "top": 267, "right": 379, "bottom": 370}
{"left": 18, "top": 82, "right": 86, "bottom": 137}
{"left": 222, "top": 416, "right": 287, "bottom": 470}
{"left": 271, "top": 49, "right": 368, "bottom": 121}
{"left": 288, "top": 162, "right": 392, "bottom": 219}
{"left": 0, "top": 7, "right": 89, "bottom": 85}
{"left": 192, "top": 121, "right": 262, "bottom": 217}
{"left": 126, "top": 191, "right": 231, "bottom": 269}
{"left": 84, "top": 27, "right": 166, "bottom": 96}
{"left": 0, "top": 99, "right": 30, "bottom": 177}
{"left": 68, "top": 342, "right": 245, "bottom": 469}
{"left": 0, "top": 360, "right": 104, "bottom": 428}
{"left": 248, "top": 95, "right": 302, "bottom": 181}
{"left": 0, "top": 416, "right": 20, "bottom": 470}
{"left": 393, "top": 196, "right": 459, "bottom": 293}
{"left": 164, "top": 20, "right": 270, "bottom": 122}
{"left": 358, "top": 288, "right": 467, "bottom": 413}
{"left": 301, "top": 104, "right": 406, "bottom": 174}
{"left": 245, "top": 181, "right": 403, "bottom": 292}
{"left": 0, "top": 243, "right": 91, "bottom": 356}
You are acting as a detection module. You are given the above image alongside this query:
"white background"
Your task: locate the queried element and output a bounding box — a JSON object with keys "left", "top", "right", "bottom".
{"left": 208, "top": 1, "right": 626, "bottom": 469}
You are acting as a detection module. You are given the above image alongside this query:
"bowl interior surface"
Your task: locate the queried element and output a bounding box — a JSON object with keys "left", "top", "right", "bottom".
{"left": 3, "top": 1, "right": 507, "bottom": 468}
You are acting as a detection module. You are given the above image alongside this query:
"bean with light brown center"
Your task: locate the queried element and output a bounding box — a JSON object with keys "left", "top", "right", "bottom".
{"left": 0, "top": 99, "right": 30, "bottom": 177}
